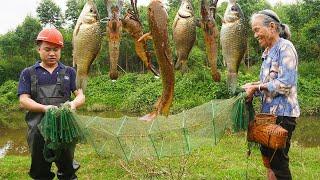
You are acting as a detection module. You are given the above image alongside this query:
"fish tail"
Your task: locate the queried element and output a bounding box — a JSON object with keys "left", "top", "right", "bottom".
{"left": 109, "top": 71, "right": 119, "bottom": 80}
{"left": 139, "top": 111, "right": 158, "bottom": 121}
{"left": 211, "top": 71, "right": 221, "bottom": 82}
{"left": 174, "top": 58, "right": 182, "bottom": 69}
{"left": 175, "top": 57, "right": 188, "bottom": 73}
{"left": 227, "top": 72, "right": 238, "bottom": 95}
{"left": 76, "top": 75, "right": 88, "bottom": 93}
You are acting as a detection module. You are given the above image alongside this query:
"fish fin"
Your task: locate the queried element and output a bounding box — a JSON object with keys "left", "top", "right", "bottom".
{"left": 149, "top": 63, "right": 160, "bottom": 77}
{"left": 180, "top": 62, "right": 189, "bottom": 74}
{"left": 175, "top": 59, "right": 188, "bottom": 73}
{"left": 227, "top": 72, "right": 238, "bottom": 94}
{"left": 139, "top": 111, "right": 158, "bottom": 122}
{"left": 138, "top": 32, "right": 152, "bottom": 42}
{"left": 109, "top": 71, "right": 119, "bottom": 80}
{"left": 73, "top": 57, "right": 76, "bottom": 68}
{"left": 76, "top": 75, "right": 88, "bottom": 93}
{"left": 74, "top": 22, "right": 82, "bottom": 36}
{"left": 175, "top": 59, "right": 182, "bottom": 70}
{"left": 72, "top": 47, "right": 76, "bottom": 67}
{"left": 173, "top": 16, "right": 179, "bottom": 29}
{"left": 216, "top": 13, "right": 224, "bottom": 23}
{"left": 212, "top": 71, "right": 221, "bottom": 82}
{"left": 195, "top": 19, "right": 202, "bottom": 28}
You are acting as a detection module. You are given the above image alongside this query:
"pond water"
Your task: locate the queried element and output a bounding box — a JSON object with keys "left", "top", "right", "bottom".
{"left": 0, "top": 111, "right": 319, "bottom": 158}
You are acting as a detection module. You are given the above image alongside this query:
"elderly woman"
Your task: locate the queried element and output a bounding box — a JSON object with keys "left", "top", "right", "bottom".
{"left": 243, "top": 10, "right": 300, "bottom": 180}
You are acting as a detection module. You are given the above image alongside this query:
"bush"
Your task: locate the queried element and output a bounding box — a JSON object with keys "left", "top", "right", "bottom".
{"left": 0, "top": 62, "right": 319, "bottom": 116}
{"left": 0, "top": 56, "right": 34, "bottom": 85}
{"left": 0, "top": 80, "right": 19, "bottom": 111}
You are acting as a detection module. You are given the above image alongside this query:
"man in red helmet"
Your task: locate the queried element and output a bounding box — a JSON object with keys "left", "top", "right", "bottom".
{"left": 18, "top": 28, "right": 85, "bottom": 180}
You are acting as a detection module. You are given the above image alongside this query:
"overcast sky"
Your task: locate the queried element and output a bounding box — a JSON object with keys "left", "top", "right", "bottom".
{"left": 0, "top": 0, "right": 296, "bottom": 35}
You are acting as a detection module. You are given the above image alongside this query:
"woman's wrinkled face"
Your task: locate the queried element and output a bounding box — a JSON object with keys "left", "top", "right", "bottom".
{"left": 251, "top": 16, "right": 273, "bottom": 48}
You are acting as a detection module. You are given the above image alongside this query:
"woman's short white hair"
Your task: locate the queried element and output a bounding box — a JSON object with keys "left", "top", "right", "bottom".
{"left": 251, "top": 9, "right": 291, "bottom": 40}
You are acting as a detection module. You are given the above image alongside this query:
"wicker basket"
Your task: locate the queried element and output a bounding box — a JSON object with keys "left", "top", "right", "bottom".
{"left": 254, "top": 113, "right": 277, "bottom": 125}
{"left": 248, "top": 122, "right": 288, "bottom": 149}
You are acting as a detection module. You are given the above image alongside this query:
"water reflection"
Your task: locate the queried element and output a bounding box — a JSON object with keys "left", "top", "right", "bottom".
{"left": 0, "top": 128, "right": 29, "bottom": 157}
{"left": 0, "top": 110, "right": 133, "bottom": 158}
{"left": 0, "top": 141, "right": 12, "bottom": 158}
{"left": 0, "top": 111, "right": 319, "bottom": 157}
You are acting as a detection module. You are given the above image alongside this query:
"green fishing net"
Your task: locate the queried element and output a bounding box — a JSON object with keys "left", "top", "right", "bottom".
{"left": 38, "top": 104, "right": 87, "bottom": 162}
{"left": 74, "top": 92, "right": 253, "bottom": 161}
{"left": 38, "top": 93, "right": 252, "bottom": 162}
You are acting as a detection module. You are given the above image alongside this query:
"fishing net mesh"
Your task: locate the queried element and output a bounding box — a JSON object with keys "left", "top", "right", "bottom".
{"left": 72, "top": 92, "right": 253, "bottom": 161}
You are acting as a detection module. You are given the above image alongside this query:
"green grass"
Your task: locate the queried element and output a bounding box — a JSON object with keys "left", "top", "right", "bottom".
{"left": 1, "top": 133, "right": 319, "bottom": 179}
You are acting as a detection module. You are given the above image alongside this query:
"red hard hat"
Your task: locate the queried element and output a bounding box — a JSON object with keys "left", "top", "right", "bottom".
{"left": 36, "top": 28, "right": 64, "bottom": 47}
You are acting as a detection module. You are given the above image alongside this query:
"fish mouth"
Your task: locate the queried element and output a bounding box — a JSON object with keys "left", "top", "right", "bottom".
{"left": 178, "top": 12, "right": 192, "bottom": 18}
{"left": 84, "top": 15, "right": 99, "bottom": 23}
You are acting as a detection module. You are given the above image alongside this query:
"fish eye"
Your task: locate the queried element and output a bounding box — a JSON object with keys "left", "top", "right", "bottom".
{"left": 186, "top": 6, "right": 190, "bottom": 10}
{"left": 90, "top": 8, "right": 93, "bottom": 13}
{"left": 231, "top": 6, "right": 237, "bottom": 11}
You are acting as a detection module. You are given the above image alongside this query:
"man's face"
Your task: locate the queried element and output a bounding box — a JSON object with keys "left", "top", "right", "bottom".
{"left": 38, "top": 41, "right": 62, "bottom": 67}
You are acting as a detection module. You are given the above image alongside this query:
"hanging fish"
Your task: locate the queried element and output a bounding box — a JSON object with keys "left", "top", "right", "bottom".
{"left": 172, "top": 0, "right": 196, "bottom": 73}
{"left": 220, "top": 0, "right": 247, "bottom": 93}
{"left": 73, "top": 0, "right": 102, "bottom": 92}
{"left": 200, "top": 0, "right": 220, "bottom": 82}
{"left": 138, "top": 0, "right": 174, "bottom": 121}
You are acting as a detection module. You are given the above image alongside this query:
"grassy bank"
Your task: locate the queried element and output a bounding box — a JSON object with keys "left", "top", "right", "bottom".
{"left": 0, "top": 62, "right": 319, "bottom": 127}
{"left": 0, "top": 133, "right": 319, "bottom": 179}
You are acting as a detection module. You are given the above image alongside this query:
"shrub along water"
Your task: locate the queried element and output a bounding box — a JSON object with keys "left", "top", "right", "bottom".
{"left": 0, "top": 62, "right": 319, "bottom": 127}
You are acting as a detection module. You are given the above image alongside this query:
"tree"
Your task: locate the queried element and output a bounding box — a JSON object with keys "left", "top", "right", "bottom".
{"left": 0, "top": 31, "right": 18, "bottom": 58}
{"left": 36, "top": 0, "right": 64, "bottom": 28}
{"left": 0, "top": 16, "right": 42, "bottom": 84}
{"left": 0, "top": 16, "right": 41, "bottom": 59}
{"left": 275, "top": 0, "right": 320, "bottom": 61}
{"left": 15, "top": 16, "right": 42, "bottom": 58}
{"left": 65, "top": 0, "right": 85, "bottom": 29}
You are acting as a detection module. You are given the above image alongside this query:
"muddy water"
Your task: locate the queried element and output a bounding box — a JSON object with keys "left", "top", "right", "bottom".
{"left": 0, "top": 112, "right": 319, "bottom": 157}
{"left": 0, "top": 111, "right": 131, "bottom": 158}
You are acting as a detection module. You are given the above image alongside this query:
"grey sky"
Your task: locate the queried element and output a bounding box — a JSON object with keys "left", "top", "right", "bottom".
{"left": 0, "top": 0, "right": 295, "bottom": 35}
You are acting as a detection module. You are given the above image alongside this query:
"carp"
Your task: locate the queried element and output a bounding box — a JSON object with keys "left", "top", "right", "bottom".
{"left": 172, "top": 0, "right": 196, "bottom": 73}
{"left": 73, "top": 0, "right": 102, "bottom": 92}
{"left": 139, "top": 0, "right": 174, "bottom": 121}
{"left": 220, "top": 0, "right": 247, "bottom": 93}
{"left": 200, "top": 0, "right": 220, "bottom": 82}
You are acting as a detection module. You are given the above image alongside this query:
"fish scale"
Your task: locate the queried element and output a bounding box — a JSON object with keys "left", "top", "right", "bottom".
{"left": 221, "top": 21, "right": 247, "bottom": 73}
{"left": 139, "top": 0, "right": 174, "bottom": 121}
{"left": 73, "top": 1, "right": 102, "bottom": 92}
{"left": 220, "top": 0, "right": 247, "bottom": 93}
{"left": 173, "top": 0, "right": 196, "bottom": 73}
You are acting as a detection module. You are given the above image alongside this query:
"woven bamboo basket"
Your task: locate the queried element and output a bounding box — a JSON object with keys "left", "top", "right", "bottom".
{"left": 248, "top": 113, "right": 287, "bottom": 149}
{"left": 254, "top": 113, "right": 277, "bottom": 125}
{"left": 248, "top": 122, "right": 288, "bottom": 149}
